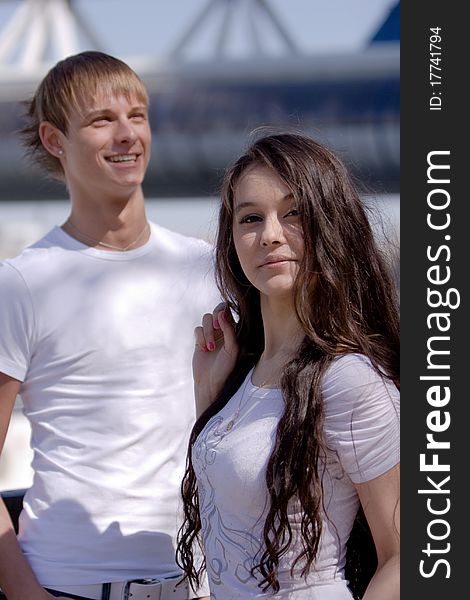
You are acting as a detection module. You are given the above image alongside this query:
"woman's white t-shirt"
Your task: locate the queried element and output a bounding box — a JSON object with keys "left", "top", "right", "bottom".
{"left": 192, "top": 354, "right": 400, "bottom": 599}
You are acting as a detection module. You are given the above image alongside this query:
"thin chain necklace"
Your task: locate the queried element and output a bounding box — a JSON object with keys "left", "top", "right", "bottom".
{"left": 64, "top": 220, "right": 150, "bottom": 252}
{"left": 225, "top": 369, "right": 271, "bottom": 432}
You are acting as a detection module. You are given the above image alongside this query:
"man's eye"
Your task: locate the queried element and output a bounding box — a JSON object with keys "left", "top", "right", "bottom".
{"left": 92, "top": 117, "right": 110, "bottom": 125}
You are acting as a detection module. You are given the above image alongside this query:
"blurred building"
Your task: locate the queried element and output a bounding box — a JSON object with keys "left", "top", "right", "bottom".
{"left": 0, "top": 0, "right": 399, "bottom": 201}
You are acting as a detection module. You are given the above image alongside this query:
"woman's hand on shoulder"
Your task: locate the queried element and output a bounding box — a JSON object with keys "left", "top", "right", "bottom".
{"left": 193, "top": 305, "right": 238, "bottom": 416}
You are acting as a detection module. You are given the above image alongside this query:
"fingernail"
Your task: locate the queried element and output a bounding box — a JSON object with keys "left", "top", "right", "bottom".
{"left": 207, "top": 342, "right": 215, "bottom": 351}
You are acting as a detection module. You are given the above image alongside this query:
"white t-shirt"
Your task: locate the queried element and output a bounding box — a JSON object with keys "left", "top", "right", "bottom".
{"left": 193, "top": 354, "right": 400, "bottom": 599}
{"left": 0, "top": 222, "right": 220, "bottom": 586}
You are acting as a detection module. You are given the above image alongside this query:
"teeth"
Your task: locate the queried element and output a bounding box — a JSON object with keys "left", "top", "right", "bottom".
{"left": 107, "top": 154, "right": 137, "bottom": 163}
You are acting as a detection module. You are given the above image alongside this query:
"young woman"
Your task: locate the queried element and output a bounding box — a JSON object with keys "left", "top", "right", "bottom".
{"left": 177, "top": 133, "right": 400, "bottom": 599}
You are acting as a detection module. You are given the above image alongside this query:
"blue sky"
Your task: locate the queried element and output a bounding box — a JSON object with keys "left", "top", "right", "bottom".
{"left": 0, "top": 0, "right": 398, "bottom": 64}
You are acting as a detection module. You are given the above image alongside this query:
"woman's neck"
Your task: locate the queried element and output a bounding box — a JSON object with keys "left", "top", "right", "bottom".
{"left": 253, "top": 296, "right": 304, "bottom": 387}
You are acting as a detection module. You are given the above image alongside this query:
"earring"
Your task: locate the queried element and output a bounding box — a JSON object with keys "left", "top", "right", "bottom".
{"left": 58, "top": 150, "right": 63, "bottom": 155}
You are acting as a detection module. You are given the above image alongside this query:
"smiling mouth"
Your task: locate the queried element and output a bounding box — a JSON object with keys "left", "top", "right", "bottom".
{"left": 106, "top": 154, "right": 138, "bottom": 163}
{"left": 260, "top": 257, "right": 295, "bottom": 267}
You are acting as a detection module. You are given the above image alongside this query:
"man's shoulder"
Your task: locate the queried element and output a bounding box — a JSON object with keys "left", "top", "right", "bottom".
{"left": 1, "top": 227, "right": 64, "bottom": 279}
{"left": 150, "top": 222, "right": 213, "bottom": 260}
{"left": 149, "top": 223, "right": 219, "bottom": 302}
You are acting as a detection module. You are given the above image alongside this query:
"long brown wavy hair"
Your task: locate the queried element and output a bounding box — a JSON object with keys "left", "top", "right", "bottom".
{"left": 176, "top": 132, "right": 399, "bottom": 593}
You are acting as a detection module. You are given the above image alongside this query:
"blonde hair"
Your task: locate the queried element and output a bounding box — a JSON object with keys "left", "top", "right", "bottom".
{"left": 20, "top": 51, "right": 149, "bottom": 180}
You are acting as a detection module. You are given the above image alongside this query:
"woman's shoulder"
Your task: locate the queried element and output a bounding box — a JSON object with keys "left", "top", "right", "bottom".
{"left": 322, "top": 353, "right": 399, "bottom": 420}
{"left": 322, "top": 353, "right": 400, "bottom": 482}
{"left": 323, "top": 352, "right": 384, "bottom": 390}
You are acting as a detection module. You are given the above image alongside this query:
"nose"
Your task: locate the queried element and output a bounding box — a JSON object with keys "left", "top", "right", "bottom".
{"left": 260, "top": 216, "right": 284, "bottom": 247}
{"left": 115, "top": 118, "right": 137, "bottom": 144}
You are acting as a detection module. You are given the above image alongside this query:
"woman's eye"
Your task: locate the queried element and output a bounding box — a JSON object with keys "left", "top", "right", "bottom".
{"left": 285, "top": 208, "right": 300, "bottom": 217}
{"left": 239, "top": 215, "right": 261, "bottom": 224}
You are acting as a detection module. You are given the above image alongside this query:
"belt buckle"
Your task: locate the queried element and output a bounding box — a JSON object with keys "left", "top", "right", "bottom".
{"left": 124, "top": 579, "right": 163, "bottom": 600}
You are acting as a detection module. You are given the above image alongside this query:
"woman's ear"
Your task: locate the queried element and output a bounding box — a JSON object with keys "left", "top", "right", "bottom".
{"left": 39, "top": 121, "right": 65, "bottom": 158}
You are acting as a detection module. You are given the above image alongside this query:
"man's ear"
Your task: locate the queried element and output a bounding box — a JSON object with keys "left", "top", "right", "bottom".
{"left": 39, "top": 121, "right": 65, "bottom": 158}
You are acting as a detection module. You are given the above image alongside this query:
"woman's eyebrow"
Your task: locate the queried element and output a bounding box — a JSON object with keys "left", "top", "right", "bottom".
{"left": 234, "top": 193, "right": 294, "bottom": 215}
{"left": 234, "top": 201, "right": 256, "bottom": 214}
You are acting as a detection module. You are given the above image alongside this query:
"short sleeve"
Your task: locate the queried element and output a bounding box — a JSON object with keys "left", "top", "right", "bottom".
{"left": 0, "top": 262, "right": 35, "bottom": 381}
{"left": 322, "top": 354, "right": 400, "bottom": 483}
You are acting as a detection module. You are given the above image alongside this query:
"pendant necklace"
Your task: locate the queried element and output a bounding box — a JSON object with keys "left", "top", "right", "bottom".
{"left": 225, "top": 369, "right": 269, "bottom": 432}
{"left": 64, "top": 220, "right": 150, "bottom": 252}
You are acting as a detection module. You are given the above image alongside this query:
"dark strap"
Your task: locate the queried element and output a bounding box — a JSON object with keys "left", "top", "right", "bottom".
{"left": 101, "top": 583, "right": 111, "bottom": 600}
{"left": 45, "top": 588, "right": 97, "bottom": 600}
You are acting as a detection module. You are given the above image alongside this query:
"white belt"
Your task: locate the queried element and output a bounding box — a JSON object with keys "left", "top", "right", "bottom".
{"left": 49, "top": 576, "right": 192, "bottom": 600}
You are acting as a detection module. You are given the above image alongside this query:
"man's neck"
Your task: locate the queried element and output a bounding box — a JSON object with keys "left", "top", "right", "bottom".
{"left": 63, "top": 188, "right": 150, "bottom": 251}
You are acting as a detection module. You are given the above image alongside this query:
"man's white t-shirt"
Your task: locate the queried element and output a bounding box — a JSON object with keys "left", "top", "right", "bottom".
{"left": 0, "top": 222, "right": 220, "bottom": 586}
{"left": 193, "top": 354, "right": 400, "bottom": 599}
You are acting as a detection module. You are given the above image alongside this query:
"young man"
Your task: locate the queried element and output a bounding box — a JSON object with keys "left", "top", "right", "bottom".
{"left": 0, "top": 51, "right": 217, "bottom": 600}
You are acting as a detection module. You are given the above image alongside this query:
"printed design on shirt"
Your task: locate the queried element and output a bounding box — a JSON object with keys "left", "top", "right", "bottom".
{"left": 193, "top": 416, "right": 265, "bottom": 597}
